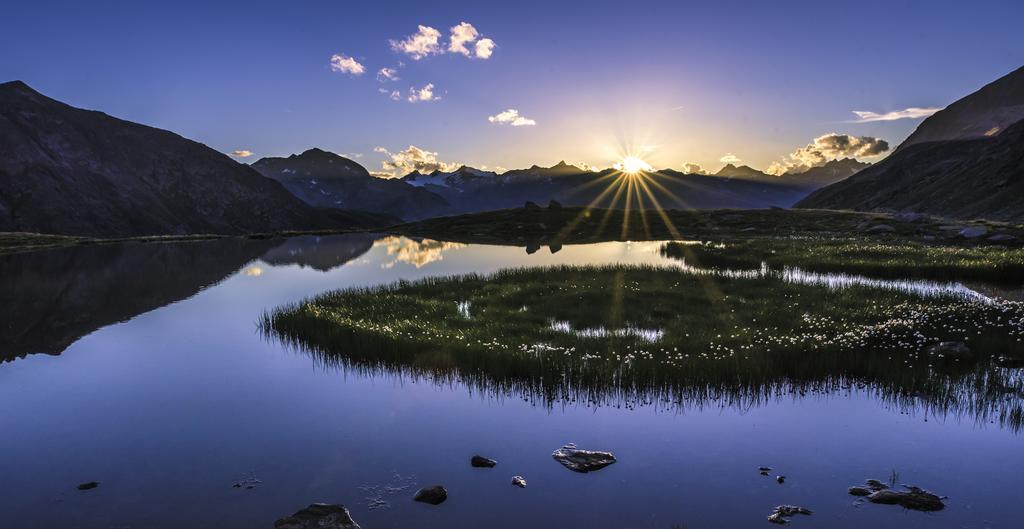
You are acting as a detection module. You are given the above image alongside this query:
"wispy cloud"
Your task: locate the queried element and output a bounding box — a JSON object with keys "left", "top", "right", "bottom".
{"left": 229, "top": 150, "right": 253, "bottom": 158}
{"left": 719, "top": 153, "right": 742, "bottom": 164}
{"left": 377, "top": 67, "right": 399, "bottom": 82}
{"left": 488, "top": 108, "right": 536, "bottom": 126}
{"left": 766, "top": 132, "right": 889, "bottom": 175}
{"left": 329, "top": 54, "right": 365, "bottom": 75}
{"left": 390, "top": 25, "right": 443, "bottom": 60}
{"left": 407, "top": 83, "right": 440, "bottom": 103}
{"left": 374, "top": 145, "right": 460, "bottom": 176}
{"left": 851, "top": 107, "right": 942, "bottom": 122}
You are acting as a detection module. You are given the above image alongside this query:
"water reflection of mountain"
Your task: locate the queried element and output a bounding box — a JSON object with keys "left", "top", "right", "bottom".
{"left": 259, "top": 234, "right": 377, "bottom": 271}
{"left": 0, "top": 238, "right": 276, "bottom": 361}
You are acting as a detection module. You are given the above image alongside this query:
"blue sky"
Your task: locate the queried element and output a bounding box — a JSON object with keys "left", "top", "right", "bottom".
{"left": 3, "top": 0, "right": 1022, "bottom": 175}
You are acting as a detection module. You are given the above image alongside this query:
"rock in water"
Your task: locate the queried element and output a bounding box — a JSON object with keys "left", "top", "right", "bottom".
{"left": 77, "top": 481, "right": 99, "bottom": 491}
{"left": 866, "top": 224, "right": 896, "bottom": 234}
{"left": 413, "top": 485, "right": 448, "bottom": 505}
{"left": 471, "top": 455, "right": 497, "bottom": 468}
{"left": 511, "top": 475, "right": 527, "bottom": 488}
{"left": 274, "top": 503, "right": 361, "bottom": 529}
{"left": 551, "top": 443, "right": 616, "bottom": 473}
{"left": 847, "top": 480, "right": 944, "bottom": 511}
{"left": 767, "top": 505, "right": 812, "bottom": 524}
{"left": 868, "top": 486, "right": 945, "bottom": 511}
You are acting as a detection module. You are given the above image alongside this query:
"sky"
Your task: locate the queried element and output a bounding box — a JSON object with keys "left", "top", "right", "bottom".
{"left": 2, "top": 0, "right": 1023, "bottom": 176}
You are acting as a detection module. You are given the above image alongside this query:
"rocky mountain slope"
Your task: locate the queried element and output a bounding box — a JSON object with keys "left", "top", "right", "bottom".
{"left": 897, "top": 66, "right": 1024, "bottom": 151}
{"left": 0, "top": 81, "right": 377, "bottom": 237}
{"left": 797, "top": 118, "right": 1024, "bottom": 220}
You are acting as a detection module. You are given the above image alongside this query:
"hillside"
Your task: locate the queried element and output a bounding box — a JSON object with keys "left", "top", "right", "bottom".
{"left": 0, "top": 81, "right": 365, "bottom": 237}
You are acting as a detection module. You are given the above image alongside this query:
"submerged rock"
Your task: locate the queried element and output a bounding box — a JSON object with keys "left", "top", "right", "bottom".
{"left": 77, "top": 481, "right": 99, "bottom": 491}
{"left": 471, "top": 455, "right": 497, "bottom": 468}
{"left": 988, "top": 233, "right": 1017, "bottom": 242}
{"left": 847, "top": 480, "right": 944, "bottom": 511}
{"left": 927, "top": 341, "right": 972, "bottom": 361}
{"left": 511, "top": 475, "right": 527, "bottom": 488}
{"left": 274, "top": 503, "right": 361, "bottom": 529}
{"left": 551, "top": 443, "right": 617, "bottom": 473}
{"left": 776, "top": 475, "right": 786, "bottom": 484}
{"left": 767, "top": 505, "right": 811, "bottom": 524}
{"left": 868, "top": 486, "right": 945, "bottom": 511}
{"left": 413, "top": 485, "right": 448, "bottom": 505}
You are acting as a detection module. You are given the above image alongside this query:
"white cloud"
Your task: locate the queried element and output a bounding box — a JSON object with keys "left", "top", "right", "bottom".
{"left": 766, "top": 132, "right": 890, "bottom": 175}
{"left": 408, "top": 83, "right": 440, "bottom": 103}
{"left": 448, "top": 22, "right": 479, "bottom": 56}
{"left": 851, "top": 107, "right": 942, "bottom": 122}
{"left": 474, "top": 38, "right": 495, "bottom": 59}
{"left": 377, "top": 67, "right": 399, "bottom": 82}
{"left": 390, "top": 25, "right": 443, "bottom": 60}
{"left": 374, "top": 145, "right": 460, "bottom": 176}
{"left": 488, "top": 108, "right": 536, "bottom": 126}
{"left": 329, "top": 54, "right": 365, "bottom": 75}
{"left": 682, "top": 162, "right": 706, "bottom": 174}
{"left": 229, "top": 150, "right": 253, "bottom": 158}
{"left": 719, "top": 153, "right": 742, "bottom": 164}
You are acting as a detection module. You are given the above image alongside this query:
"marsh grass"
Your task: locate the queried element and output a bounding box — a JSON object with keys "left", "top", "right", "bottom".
{"left": 661, "top": 239, "right": 1024, "bottom": 283}
{"left": 262, "top": 264, "right": 1024, "bottom": 429}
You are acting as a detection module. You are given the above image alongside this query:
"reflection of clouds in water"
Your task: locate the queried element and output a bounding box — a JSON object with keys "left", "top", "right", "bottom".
{"left": 243, "top": 266, "right": 263, "bottom": 277}
{"left": 375, "top": 236, "right": 466, "bottom": 269}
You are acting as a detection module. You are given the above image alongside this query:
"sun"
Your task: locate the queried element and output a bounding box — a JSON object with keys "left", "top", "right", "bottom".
{"left": 617, "top": 155, "right": 653, "bottom": 174}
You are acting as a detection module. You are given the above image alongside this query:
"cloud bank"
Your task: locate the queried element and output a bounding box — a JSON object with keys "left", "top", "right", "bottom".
{"left": 682, "top": 162, "right": 706, "bottom": 174}
{"left": 375, "top": 145, "right": 460, "bottom": 176}
{"left": 766, "top": 133, "right": 890, "bottom": 175}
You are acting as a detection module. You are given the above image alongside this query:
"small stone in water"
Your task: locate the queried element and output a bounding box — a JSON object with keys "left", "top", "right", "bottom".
{"left": 77, "top": 481, "right": 99, "bottom": 491}
{"left": 776, "top": 475, "right": 786, "bottom": 484}
{"left": 511, "top": 475, "right": 526, "bottom": 488}
{"left": 413, "top": 485, "right": 448, "bottom": 505}
{"left": 471, "top": 455, "right": 497, "bottom": 468}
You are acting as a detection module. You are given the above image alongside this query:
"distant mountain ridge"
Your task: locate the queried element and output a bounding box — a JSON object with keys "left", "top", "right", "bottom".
{"left": 0, "top": 81, "right": 372, "bottom": 237}
{"left": 798, "top": 66, "right": 1024, "bottom": 221}
{"left": 251, "top": 148, "right": 451, "bottom": 221}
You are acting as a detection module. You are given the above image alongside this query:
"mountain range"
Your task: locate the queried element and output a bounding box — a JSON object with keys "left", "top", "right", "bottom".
{"left": 0, "top": 81, "right": 387, "bottom": 237}
{"left": 798, "top": 66, "right": 1024, "bottom": 220}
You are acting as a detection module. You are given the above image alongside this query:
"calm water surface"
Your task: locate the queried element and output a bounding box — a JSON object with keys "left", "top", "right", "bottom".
{"left": 1, "top": 234, "right": 1022, "bottom": 528}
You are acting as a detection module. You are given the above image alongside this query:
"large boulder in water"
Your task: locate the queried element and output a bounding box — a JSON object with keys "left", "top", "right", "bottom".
{"left": 274, "top": 503, "right": 361, "bottom": 529}
{"left": 551, "top": 443, "right": 617, "bottom": 473}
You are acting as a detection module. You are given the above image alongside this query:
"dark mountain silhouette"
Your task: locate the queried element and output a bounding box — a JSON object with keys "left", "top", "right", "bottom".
{"left": 0, "top": 81, "right": 372, "bottom": 237}
{"left": 714, "top": 164, "right": 770, "bottom": 179}
{"left": 799, "top": 66, "right": 1024, "bottom": 220}
{"left": 797, "top": 117, "right": 1024, "bottom": 220}
{"left": 0, "top": 238, "right": 276, "bottom": 360}
{"left": 779, "top": 158, "right": 871, "bottom": 187}
{"left": 252, "top": 149, "right": 451, "bottom": 221}
{"left": 897, "top": 66, "right": 1024, "bottom": 151}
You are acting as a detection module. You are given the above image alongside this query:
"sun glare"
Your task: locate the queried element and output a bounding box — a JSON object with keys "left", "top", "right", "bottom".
{"left": 618, "top": 156, "right": 653, "bottom": 174}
